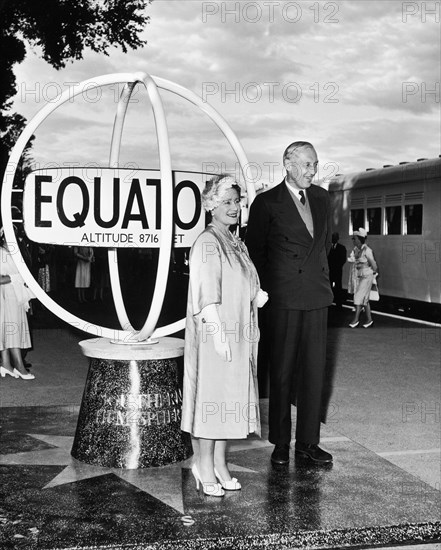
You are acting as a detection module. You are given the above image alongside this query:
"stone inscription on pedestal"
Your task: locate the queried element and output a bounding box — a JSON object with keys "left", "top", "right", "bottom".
{"left": 95, "top": 390, "right": 183, "bottom": 427}
{"left": 71, "top": 341, "right": 192, "bottom": 468}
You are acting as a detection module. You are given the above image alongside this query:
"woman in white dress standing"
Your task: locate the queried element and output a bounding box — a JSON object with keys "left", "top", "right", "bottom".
{"left": 181, "top": 175, "right": 268, "bottom": 497}
{"left": 0, "top": 228, "right": 35, "bottom": 380}
{"left": 348, "top": 228, "right": 378, "bottom": 328}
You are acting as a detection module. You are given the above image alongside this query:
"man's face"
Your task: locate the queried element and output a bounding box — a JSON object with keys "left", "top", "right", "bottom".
{"left": 284, "top": 147, "right": 318, "bottom": 190}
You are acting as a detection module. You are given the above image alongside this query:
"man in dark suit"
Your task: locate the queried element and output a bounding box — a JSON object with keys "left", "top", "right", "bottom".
{"left": 328, "top": 232, "right": 347, "bottom": 308}
{"left": 245, "top": 141, "right": 333, "bottom": 465}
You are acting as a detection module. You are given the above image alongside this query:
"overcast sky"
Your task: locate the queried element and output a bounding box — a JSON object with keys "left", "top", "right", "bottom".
{"left": 12, "top": 0, "right": 441, "bottom": 189}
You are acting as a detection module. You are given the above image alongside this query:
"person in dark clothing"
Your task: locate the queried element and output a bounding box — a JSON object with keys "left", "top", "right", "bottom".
{"left": 328, "top": 232, "right": 347, "bottom": 308}
{"left": 245, "top": 141, "right": 333, "bottom": 466}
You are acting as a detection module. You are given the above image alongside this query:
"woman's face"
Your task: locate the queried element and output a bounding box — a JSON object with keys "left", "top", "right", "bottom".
{"left": 212, "top": 188, "right": 241, "bottom": 228}
{"left": 352, "top": 235, "right": 362, "bottom": 248}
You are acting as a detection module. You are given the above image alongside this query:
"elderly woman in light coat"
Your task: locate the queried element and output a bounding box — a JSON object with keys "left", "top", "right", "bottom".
{"left": 181, "top": 175, "right": 267, "bottom": 497}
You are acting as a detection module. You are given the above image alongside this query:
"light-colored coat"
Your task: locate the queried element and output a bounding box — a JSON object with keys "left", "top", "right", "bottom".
{"left": 181, "top": 225, "right": 261, "bottom": 439}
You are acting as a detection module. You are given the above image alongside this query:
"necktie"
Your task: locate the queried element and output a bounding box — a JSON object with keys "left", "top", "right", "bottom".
{"left": 299, "top": 190, "right": 306, "bottom": 205}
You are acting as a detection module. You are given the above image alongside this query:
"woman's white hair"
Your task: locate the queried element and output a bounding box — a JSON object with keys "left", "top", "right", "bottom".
{"left": 201, "top": 174, "right": 242, "bottom": 212}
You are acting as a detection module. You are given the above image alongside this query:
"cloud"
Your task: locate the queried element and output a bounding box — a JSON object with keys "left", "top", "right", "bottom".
{"left": 321, "top": 5, "right": 440, "bottom": 114}
{"left": 323, "top": 115, "right": 441, "bottom": 174}
{"left": 8, "top": 0, "right": 440, "bottom": 187}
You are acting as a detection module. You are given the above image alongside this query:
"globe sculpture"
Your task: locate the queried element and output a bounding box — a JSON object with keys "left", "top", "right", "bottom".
{"left": 1, "top": 72, "right": 256, "bottom": 468}
{"left": 2, "top": 72, "right": 255, "bottom": 341}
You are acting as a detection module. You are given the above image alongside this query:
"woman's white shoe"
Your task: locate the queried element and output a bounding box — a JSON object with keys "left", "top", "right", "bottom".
{"left": 191, "top": 464, "right": 225, "bottom": 497}
{"left": 214, "top": 468, "right": 242, "bottom": 491}
{"left": 0, "top": 366, "right": 19, "bottom": 378}
{"left": 13, "top": 368, "right": 35, "bottom": 380}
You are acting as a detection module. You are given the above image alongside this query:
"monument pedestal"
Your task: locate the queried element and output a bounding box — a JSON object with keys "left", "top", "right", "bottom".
{"left": 71, "top": 337, "right": 192, "bottom": 468}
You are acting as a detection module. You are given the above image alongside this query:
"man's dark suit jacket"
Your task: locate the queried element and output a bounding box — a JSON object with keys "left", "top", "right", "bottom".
{"left": 245, "top": 181, "right": 333, "bottom": 310}
{"left": 328, "top": 242, "right": 347, "bottom": 273}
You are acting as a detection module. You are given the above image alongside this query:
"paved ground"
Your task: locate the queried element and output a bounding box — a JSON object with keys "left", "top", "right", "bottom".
{"left": 0, "top": 306, "right": 440, "bottom": 549}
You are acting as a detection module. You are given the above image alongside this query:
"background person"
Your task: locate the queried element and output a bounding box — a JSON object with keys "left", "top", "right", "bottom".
{"left": 15, "top": 221, "right": 37, "bottom": 369}
{"left": 347, "top": 228, "right": 378, "bottom": 328}
{"left": 37, "top": 244, "right": 53, "bottom": 295}
{"left": 181, "top": 175, "right": 267, "bottom": 497}
{"left": 0, "top": 228, "right": 35, "bottom": 380}
{"left": 246, "top": 141, "right": 333, "bottom": 466}
{"left": 74, "top": 246, "right": 94, "bottom": 303}
{"left": 91, "top": 247, "right": 110, "bottom": 302}
{"left": 328, "top": 232, "right": 347, "bottom": 309}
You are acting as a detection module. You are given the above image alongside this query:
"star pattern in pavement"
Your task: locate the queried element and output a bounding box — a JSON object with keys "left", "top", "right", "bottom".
{"left": 0, "top": 433, "right": 269, "bottom": 514}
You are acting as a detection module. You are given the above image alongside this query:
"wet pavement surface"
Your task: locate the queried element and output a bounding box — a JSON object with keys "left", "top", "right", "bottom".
{"left": 0, "top": 306, "right": 440, "bottom": 549}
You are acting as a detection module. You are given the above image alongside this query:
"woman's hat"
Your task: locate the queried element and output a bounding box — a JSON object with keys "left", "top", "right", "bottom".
{"left": 353, "top": 227, "right": 367, "bottom": 237}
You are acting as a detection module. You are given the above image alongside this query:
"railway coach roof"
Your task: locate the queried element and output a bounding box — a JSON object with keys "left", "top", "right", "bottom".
{"left": 328, "top": 156, "right": 441, "bottom": 192}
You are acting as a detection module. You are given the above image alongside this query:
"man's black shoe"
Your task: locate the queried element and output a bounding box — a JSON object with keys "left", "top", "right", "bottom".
{"left": 295, "top": 443, "right": 333, "bottom": 464}
{"left": 271, "top": 444, "right": 290, "bottom": 465}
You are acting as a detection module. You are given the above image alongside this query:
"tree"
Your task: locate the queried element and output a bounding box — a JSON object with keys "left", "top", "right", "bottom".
{"left": 0, "top": 0, "right": 151, "bottom": 188}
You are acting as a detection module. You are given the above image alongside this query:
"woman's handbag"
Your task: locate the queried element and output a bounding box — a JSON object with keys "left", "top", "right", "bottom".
{"left": 369, "top": 275, "right": 380, "bottom": 301}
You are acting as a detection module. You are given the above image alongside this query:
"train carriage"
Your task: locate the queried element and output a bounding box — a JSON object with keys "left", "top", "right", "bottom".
{"left": 328, "top": 156, "right": 441, "bottom": 321}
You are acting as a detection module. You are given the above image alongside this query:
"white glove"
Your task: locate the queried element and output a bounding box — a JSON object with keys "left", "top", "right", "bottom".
{"left": 213, "top": 331, "right": 232, "bottom": 362}
{"left": 200, "top": 304, "right": 232, "bottom": 362}
{"left": 256, "top": 289, "right": 269, "bottom": 308}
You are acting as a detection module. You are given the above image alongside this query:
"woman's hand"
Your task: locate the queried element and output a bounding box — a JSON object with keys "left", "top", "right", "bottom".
{"left": 256, "top": 289, "right": 269, "bottom": 308}
{"left": 200, "top": 304, "right": 232, "bottom": 362}
{"left": 213, "top": 331, "right": 232, "bottom": 362}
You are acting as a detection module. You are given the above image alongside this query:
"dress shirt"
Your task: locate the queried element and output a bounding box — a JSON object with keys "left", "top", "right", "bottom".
{"left": 285, "top": 179, "right": 314, "bottom": 237}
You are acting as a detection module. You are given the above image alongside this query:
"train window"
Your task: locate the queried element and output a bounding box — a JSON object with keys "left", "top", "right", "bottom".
{"left": 350, "top": 209, "right": 364, "bottom": 232}
{"left": 385, "top": 205, "right": 402, "bottom": 235}
{"left": 367, "top": 208, "right": 381, "bottom": 234}
{"left": 404, "top": 204, "right": 423, "bottom": 235}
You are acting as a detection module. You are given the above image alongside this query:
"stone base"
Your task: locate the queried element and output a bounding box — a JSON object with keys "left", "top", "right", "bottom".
{"left": 71, "top": 337, "right": 192, "bottom": 468}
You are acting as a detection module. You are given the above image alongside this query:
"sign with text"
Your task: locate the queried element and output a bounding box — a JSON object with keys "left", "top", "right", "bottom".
{"left": 23, "top": 168, "right": 207, "bottom": 247}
